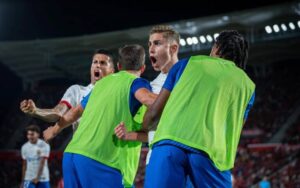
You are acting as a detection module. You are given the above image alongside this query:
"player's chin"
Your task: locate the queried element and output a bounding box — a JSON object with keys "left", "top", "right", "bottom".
{"left": 94, "top": 76, "right": 101, "bottom": 82}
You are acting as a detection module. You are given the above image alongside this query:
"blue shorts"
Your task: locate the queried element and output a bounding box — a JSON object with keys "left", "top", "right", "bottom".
{"left": 23, "top": 181, "right": 50, "bottom": 188}
{"left": 145, "top": 143, "right": 232, "bottom": 188}
{"left": 63, "top": 153, "right": 123, "bottom": 188}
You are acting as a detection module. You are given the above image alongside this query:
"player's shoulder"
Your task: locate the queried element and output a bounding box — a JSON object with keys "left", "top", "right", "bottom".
{"left": 136, "top": 77, "right": 149, "bottom": 82}
{"left": 64, "top": 84, "right": 85, "bottom": 95}
{"left": 69, "top": 84, "right": 93, "bottom": 92}
{"left": 65, "top": 84, "right": 82, "bottom": 92}
{"left": 176, "top": 57, "right": 190, "bottom": 68}
{"left": 37, "top": 139, "right": 50, "bottom": 148}
{"left": 134, "top": 77, "right": 151, "bottom": 87}
{"left": 21, "top": 141, "right": 30, "bottom": 150}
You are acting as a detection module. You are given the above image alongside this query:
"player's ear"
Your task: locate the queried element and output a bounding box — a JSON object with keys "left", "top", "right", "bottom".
{"left": 170, "top": 43, "right": 178, "bottom": 55}
{"left": 117, "top": 63, "right": 122, "bottom": 71}
{"left": 140, "top": 64, "right": 146, "bottom": 74}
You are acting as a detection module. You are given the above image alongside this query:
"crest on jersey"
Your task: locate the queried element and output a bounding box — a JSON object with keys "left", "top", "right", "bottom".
{"left": 37, "top": 149, "right": 41, "bottom": 156}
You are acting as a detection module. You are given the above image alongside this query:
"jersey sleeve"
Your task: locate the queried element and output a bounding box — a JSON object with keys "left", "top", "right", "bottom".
{"left": 244, "top": 92, "right": 255, "bottom": 120}
{"left": 21, "top": 146, "right": 26, "bottom": 160}
{"left": 40, "top": 142, "right": 50, "bottom": 158}
{"left": 80, "top": 91, "right": 92, "bottom": 109}
{"left": 163, "top": 58, "right": 189, "bottom": 92}
{"left": 129, "top": 78, "right": 152, "bottom": 116}
{"left": 131, "top": 78, "right": 152, "bottom": 93}
{"left": 60, "top": 85, "right": 80, "bottom": 108}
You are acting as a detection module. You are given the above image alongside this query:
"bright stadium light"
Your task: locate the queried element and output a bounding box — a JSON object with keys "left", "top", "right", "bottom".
{"left": 213, "top": 33, "right": 219, "bottom": 40}
{"left": 280, "top": 23, "right": 287, "bottom": 31}
{"left": 273, "top": 24, "right": 280, "bottom": 33}
{"left": 192, "top": 37, "right": 198, "bottom": 44}
{"left": 206, "top": 35, "right": 213, "bottom": 42}
{"left": 180, "top": 39, "right": 186, "bottom": 46}
{"left": 298, "top": 20, "right": 300, "bottom": 28}
{"left": 186, "top": 37, "right": 193, "bottom": 45}
{"left": 289, "top": 22, "right": 296, "bottom": 30}
{"left": 199, "top": 36, "right": 206, "bottom": 43}
{"left": 265, "top": 25, "right": 272, "bottom": 34}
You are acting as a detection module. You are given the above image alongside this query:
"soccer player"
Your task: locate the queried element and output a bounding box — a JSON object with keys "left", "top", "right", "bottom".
{"left": 21, "top": 125, "right": 50, "bottom": 188}
{"left": 43, "top": 44, "right": 157, "bottom": 187}
{"left": 20, "top": 49, "right": 115, "bottom": 131}
{"left": 143, "top": 30, "right": 255, "bottom": 188}
{"left": 115, "top": 25, "right": 180, "bottom": 164}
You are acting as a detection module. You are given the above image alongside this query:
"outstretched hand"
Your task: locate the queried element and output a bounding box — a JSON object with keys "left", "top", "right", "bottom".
{"left": 20, "top": 99, "right": 36, "bottom": 115}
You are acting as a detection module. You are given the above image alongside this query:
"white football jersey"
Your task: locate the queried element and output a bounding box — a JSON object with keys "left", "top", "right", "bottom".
{"left": 150, "top": 72, "right": 168, "bottom": 94}
{"left": 60, "top": 84, "right": 93, "bottom": 131}
{"left": 21, "top": 139, "right": 50, "bottom": 182}
{"left": 146, "top": 72, "right": 168, "bottom": 164}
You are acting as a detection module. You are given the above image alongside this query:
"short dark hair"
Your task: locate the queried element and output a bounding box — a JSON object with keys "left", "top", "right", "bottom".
{"left": 118, "top": 44, "right": 145, "bottom": 70}
{"left": 93, "top": 49, "right": 115, "bottom": 68}
{"left": 150, "top": 25, "right": 180, "bottom": 45}
{"left": 26, "top": 125, "right": 40, "bottom": 134}
{"left": 215, "top": 30, "right": 249, "bottom": 70}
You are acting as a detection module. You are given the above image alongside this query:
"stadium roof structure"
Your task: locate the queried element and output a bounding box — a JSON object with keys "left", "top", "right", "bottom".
{"left": 0, "top": 1, "right": 299, "bottom": 85}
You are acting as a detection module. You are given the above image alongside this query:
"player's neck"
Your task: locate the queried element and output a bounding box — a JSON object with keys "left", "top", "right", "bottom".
{"left": 29, "top": 139, "right": 38, "bottom": 144}
{"left": 125, "top": 70, "right": 141, "bottom": 77}
{"left": 161, "top": 56, "right": 178, "bottom": 74}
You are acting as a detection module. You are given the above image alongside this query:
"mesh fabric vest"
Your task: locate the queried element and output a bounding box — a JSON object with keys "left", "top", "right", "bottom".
{"left": 65, "top": 71, "right": 143, "bottom": 186}
{"left": 152, "top": 55, "right": 255, "bottom": 171}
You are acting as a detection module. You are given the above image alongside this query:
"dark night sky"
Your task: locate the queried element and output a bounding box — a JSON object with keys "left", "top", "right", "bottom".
{"left": 0, "top": 0, "right": 294, "bottom": 41}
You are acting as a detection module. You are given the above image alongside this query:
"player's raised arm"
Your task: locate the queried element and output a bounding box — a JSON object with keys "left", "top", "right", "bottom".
{"left": 20, "top": 99, "right": 69, "bottom": 122}
{"left": 43, "top": 104, "right": 84, "bottom": 142}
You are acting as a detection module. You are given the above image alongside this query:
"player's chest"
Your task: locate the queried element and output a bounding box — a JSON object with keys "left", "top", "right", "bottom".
{"left": 25, "top": 146, "right": 43, "bottom": 161}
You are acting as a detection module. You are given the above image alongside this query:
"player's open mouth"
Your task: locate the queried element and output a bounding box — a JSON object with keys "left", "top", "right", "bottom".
{"left": 94, "top": 71, "right": 100, "bottom": 78}
{"left": 150, "top": 56, "right": 157, "bottom": 64}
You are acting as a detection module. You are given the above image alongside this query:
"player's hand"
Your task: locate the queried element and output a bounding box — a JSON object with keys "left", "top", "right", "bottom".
{"left": 114, "top": 122, "right": 128, "bottom": 140}
{"left": 31, "top": 177, "right": 39, "bottom": 184}
{"left": 43, "top": 125, "right": 59, "bottom": 142}
{"left": 20, "top": 99, "right": 36, "bottom": 115}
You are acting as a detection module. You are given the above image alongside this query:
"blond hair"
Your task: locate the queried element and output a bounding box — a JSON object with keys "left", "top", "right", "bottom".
{"left": 150, "top": 25, "right": 180, "bottom": 44}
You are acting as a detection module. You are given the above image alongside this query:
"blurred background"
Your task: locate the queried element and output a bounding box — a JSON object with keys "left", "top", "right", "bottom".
{"left": 0, "top": 0, "right": 299, "bottom": 187}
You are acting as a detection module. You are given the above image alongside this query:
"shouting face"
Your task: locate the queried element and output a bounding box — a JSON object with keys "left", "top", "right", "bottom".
{"left": 90, "top": 54, "right": 114, "bottom": 84}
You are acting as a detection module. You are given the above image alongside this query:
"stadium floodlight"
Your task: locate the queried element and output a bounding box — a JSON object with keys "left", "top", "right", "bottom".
{"left": 298, "top": 20, "right": 300, "bottom": 28}
{"left": 206, "top": 35, "right": 213, "bottom": 42}
{"left": 273, "top": 24, "right": 280, "bottom": 33}
{"left": 192, "top": 37, "right": 198, "bottom": 44}
{"left": 213, "top": 33, "right": 219, "bottom": 40}
{"left": 280, "top": 23, "right": 287, "bottom": 31}
{"left": 289, "top": 22, "right": 296, "bottom": 30}
{"left": 186, "top": 37, "right": 193, "bottom": 45}
{"left": 265, "top": 25, "right": 272, "bottom": 34}
{"left": 180, "top": 39, "right": 186, "bottom": 46}
{"left": 199, "top": 36, "right": 206, "bottom": 43}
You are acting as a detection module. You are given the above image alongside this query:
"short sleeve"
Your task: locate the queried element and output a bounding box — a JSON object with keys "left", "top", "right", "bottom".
{"left": 80, "top": 91, "right": 91, "bottom": 109}
{"left": 60, "top": 85, "right": 80, "bottom": 108}
{"left": 163, "top": 58, "right": 189, "bottom": 92}
{"left": 131, "top": 78, "right": 152, "bottom": 93}
{"left": 40, "top": 142, "right": 50, "bottom": 158}
{"left": 21, "top": 146, "right": 26, "bottom": 160}
{"left": 244, "top": 92, "right": 255, "bottom": 120}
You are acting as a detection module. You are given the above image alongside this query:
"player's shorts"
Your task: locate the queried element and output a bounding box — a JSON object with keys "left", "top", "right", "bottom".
{"left": 145, "top": 142, "right": 232, "bottom": 188}
{"left": 63, "top": 153, "right": 123, "bottom": 188}
{"left": 23, "top": 181, "right": 50, "bottom": 188}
